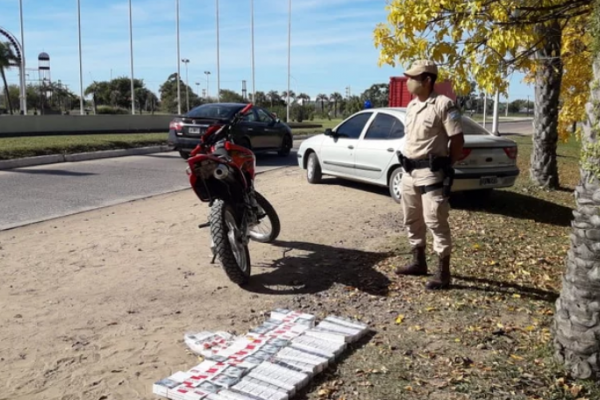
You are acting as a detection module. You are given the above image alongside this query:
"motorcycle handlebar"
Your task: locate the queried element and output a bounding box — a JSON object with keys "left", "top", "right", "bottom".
{"left": 202, "top": 103, "right": 254, "bottom": 147}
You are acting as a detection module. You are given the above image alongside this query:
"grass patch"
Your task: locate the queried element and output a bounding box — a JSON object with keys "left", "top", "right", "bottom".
{"left": 292, "top": 118, "right": 342, "bottom": 135}
{"left": 0, "top": 133, "right": 168, "bottom": 160}
{"left": 468, "top": 113, "right": 532, "bottom": 122}
{"left": 295, "top": 135, "right": 600, "bottom": 400}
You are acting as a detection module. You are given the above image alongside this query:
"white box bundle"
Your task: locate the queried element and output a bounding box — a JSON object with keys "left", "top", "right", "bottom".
{"left": 269, "top": 309, "right": 316, "bottom": 328}
{"left": 307, "top": 316, "right": 369, "bottom": 343}
{"left": 155, "top": 310, "right": 370, "bottom": 400}
{"left": 184, "top": 331, "right": 237, "bottom": 358}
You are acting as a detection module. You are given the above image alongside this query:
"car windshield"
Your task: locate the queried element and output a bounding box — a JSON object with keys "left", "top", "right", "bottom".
{"left": 185, "top": 104, "right": 241, "bottom": 119}
{"left": 461, "top": 116, "right": 491, "bottom": 135}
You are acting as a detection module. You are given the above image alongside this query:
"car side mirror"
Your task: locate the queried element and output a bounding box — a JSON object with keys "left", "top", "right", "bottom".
{"left": 324, "top": 128, "right": 334, "bottom": 136}
{"left": 275, "top": 118, "right": 280, "bottom": 124}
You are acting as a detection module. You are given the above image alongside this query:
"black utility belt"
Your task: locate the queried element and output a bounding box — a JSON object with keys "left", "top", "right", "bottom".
{"left": 396, "top": 152, "right": 451, "bottom": 173}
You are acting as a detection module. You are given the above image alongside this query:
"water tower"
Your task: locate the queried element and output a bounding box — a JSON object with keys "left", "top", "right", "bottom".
{"left": 38, "top": 52, "right": 51, "bottom": 83}
{"left": 38, "top": 52, "right": 52, "bottom": 113}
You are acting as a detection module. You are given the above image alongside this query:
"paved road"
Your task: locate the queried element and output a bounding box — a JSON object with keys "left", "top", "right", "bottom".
{"left": 0, "top": 144, "right": 302, "bottom": 231}
{"left": 0, "top": 120, "right": 533, "bottom": 231}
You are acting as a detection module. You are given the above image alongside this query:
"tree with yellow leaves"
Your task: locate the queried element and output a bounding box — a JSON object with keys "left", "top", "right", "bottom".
{"left": 374, "top": 0, "right": 593, "bottom": 190}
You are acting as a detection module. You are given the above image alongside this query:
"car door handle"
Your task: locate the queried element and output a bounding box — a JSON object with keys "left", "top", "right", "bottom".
{"left": 248, "top": 128, "right": 254, "bottom": 131}
{"left": 348, "top": 145, "right": 354, "bottom": 149}
{"left": 387, "top": 148, "right": 394, "bottom": 152}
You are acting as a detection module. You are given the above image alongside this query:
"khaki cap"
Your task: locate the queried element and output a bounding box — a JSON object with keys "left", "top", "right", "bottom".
{"left": 404, "top": 60, "right": 438, "bottom": 77}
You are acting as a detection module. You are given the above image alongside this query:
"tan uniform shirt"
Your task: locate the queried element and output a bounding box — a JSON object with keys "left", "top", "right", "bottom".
{"left": 403, "top": 92, "right": 463, "bottom": 186}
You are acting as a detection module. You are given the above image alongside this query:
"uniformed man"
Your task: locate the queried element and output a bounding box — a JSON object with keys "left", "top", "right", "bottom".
{"left": 395, "top": 60, "right": 465, "bottom": 290}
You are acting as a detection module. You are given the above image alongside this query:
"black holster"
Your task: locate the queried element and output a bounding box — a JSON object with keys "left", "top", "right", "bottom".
{"left": 397, "top": 152, "right": 454, "bottom": 197}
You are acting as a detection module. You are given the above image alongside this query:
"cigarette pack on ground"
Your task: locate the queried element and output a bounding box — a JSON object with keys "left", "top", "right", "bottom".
{"left": 274, "top": 346, "right": 329, "bottom": 373}
{"left": 248, "top": 361, "right": 310, "bottom": 394}
{"left": 270, "top": 358, "right": 316, "bottom": 377}
{"left": 311, "top": 320, "right": 366, "bottom": 343}
{"left": 269, "top": 309, "right": 316, "bottom": 328}
{"left": 217, "top": 389, "right": 266, "bottom": 400}
{"left": 153, "top": 371, "right": 191, "bottom": 397}
{"left": 290, "top": 333, "right": 346, "bottom": 359}
{"left": 248, "top": 319, "right": 309, "bottom": 341}
{"left": 185, "top": 331, "right": 237, "bottom": 357}
{"left": 324, "top": 315, "right": 369, "bottom": 333}
{"left": 231, "top": 377, "right": 289, "bottom": 400}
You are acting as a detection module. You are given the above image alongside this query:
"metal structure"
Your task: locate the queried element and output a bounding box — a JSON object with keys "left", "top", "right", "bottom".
{"left": 0, "top": 27, "right": 26, "bottom": 114}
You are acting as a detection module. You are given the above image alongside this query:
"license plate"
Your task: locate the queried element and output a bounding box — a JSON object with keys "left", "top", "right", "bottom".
{"left": 480, "top": 176, "right": 498, "bottom": 186}
{"left": 188, "top": 127, "right": 200, "bottom": 134}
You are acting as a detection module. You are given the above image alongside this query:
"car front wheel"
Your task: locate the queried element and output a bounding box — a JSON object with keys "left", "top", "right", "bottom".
{"left": 306, "top": 152, "right": 322, "bottom": 184}
{"left": 389, "top": 166, "right": 403, "bottom": 204}
{"left": 278, "top": 134, "right": 293, "bottom": 157}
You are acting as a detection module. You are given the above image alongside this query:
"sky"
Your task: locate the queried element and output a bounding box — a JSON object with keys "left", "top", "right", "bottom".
{"left": 0, "top": 0, "right": 534, "bottom": 102}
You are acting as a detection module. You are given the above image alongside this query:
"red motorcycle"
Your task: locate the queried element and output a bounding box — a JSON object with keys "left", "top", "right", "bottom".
{"left": 185, "top": 103, "right": 281, "bottom": 286}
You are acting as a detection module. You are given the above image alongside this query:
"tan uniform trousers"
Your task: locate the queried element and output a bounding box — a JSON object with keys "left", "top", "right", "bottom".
{"left": 401, "top": 171, "right": 452, "bottom": 257}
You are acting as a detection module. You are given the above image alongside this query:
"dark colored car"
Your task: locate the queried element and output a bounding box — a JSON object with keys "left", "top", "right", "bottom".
{"left": 168, "top": 102, "right": 294, "bottom": 159}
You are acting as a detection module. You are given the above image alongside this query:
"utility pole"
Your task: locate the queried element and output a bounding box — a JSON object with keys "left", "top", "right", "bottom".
{"left": 19, "top": 0, "right": 27, "bottom": 115}
{"left": 482, "top": 94, "right": 487, "bottom": 128}
{"left": 181, "top": 58, "right": 190, "bottom": 112}
{"left": 216, "top": 0, "right": 221, "bottom": 101}
{"left": 492, "top": 90, "right": 500, "bottom": 135}
{"left": 129, "top": 0, "right": 135, "bottom": 115}
{"left": 77, "top": 0, "right": 84, "bottom": 115}
{"left": 176, "top": 0, "right": 181, "bottom": 114}
{"left": 250, "top": 0, "right": 255, "bottom": 103}
{"left": 286, "top": 0, "right": 291, "bottom": 122}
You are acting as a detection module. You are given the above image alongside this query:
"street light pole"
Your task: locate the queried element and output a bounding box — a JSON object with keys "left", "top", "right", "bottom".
{"left": 176, "top": 0, "right": 182, "bottom": 114}
{"left": 77, "top": 0, "right": 84, "bottom": 115}
{"left": 216, "top": 0, "right": 221, "bottom": 101}
{"left": 18, "top": 0, "right": 27, "bottom": 115}
{"left": 129, "top": 0, "right": 135, "bottom": 115}
{"left": 204, "top": 71, "right": 211, "bottom": 99}
{"left": 492, "top": 90, "right": 500, "bottom": 135}
{"left": 251, "top": 0, "right": 255, "bottom": 103}
{"left": 286, "top": 0, "right": 291, "bottom": 122}
{"left": 182, "top": 58, "right": 190, "bottom": 112}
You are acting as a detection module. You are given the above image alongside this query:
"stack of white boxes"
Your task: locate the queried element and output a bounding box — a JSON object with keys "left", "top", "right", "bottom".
{"left": 153, "top": 309, "right": 369, "bottom": 400}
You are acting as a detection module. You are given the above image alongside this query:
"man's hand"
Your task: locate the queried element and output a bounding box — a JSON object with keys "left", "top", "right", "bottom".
{"left": 449, "top": 133, "right": 465, "bottom": 166}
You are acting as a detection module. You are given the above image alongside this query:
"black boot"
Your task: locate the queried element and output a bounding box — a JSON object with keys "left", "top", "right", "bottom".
{"left": 426, "top": 255, "right": 451, "bottom": 290}
{"left": 395, "top": 246, "right": 428, "bottom": 276}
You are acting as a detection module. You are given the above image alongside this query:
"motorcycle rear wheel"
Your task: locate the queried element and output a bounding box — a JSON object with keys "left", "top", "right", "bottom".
{"left": 248, "top": 191, "right": 281, "bottom": 244}
{"left": 210, "top": 200, "right": 251, "bottom": 286}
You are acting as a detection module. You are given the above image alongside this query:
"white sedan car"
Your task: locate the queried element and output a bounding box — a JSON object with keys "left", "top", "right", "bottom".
{"left": 297, "top": 107, "right": 519, "bottom": 202}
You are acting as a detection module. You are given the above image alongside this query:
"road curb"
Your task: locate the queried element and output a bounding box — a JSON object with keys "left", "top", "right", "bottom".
{"left": 0, "top": 145, "right": 173, "bottom": 171}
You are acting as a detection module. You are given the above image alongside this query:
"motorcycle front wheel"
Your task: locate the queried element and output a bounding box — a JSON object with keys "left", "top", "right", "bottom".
{"left": 248, "top": 191, "right": 281, "bottom": 244}
{"left": 210, "top": 200, "right": 251, "bottom": 286}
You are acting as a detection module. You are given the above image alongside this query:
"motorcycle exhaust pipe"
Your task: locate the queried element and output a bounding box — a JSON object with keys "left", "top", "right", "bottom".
{"left": 213, "top": 164, "right": 230, "bottom": 180}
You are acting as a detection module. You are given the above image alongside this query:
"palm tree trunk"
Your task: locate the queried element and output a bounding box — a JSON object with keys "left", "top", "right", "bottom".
{"left": 530, "top": 21, "right": 563, "bottom": 189}
{"left": 1, "top": 67, "right": 14, "bottom": 115}
{"left": 553, "top": 56, "right": 600, "bottom": 379}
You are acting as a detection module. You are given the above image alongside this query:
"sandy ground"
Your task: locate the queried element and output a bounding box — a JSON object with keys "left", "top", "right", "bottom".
{"left": 0, "top": 167, "right": 404, "bottom": 400}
